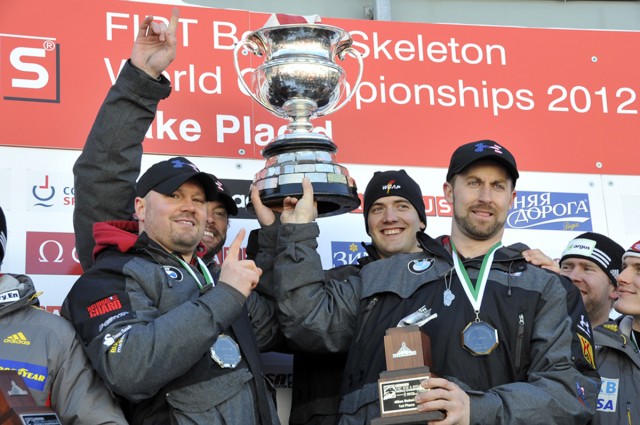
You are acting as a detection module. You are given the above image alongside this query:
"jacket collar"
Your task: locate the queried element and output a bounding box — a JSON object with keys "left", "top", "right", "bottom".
{"left": 92, "top": 220, "right": 208, "bottom": 264}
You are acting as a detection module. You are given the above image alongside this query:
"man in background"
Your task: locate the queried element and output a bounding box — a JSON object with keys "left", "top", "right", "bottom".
{"left": 523, "top": 232, "right": 624, "bottom": 328}
{"left": 0, "top": 206, "right": 127, "bottom": 424}
{"left": 591, "top": 240, "right": 640, "bottom": 424}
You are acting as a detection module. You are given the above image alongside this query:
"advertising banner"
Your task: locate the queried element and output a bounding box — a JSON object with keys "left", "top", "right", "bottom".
{"left": 2, "top": 0, "right": 640, "bottom": 175}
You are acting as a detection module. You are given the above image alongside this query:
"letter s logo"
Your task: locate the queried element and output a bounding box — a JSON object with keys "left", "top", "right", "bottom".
{"left": 10, "top": 47, "right": 49, "bottom": 89}
{"left": 3, "top": 36, "right": 59, "bottom": 102}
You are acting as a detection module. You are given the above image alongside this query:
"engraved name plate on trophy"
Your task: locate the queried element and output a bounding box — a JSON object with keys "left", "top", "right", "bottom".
{"left": 371, "top": 326, "right": 445, "bottom": 425}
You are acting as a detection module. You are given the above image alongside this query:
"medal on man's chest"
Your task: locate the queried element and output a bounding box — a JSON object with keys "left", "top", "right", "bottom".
{"left": 211, "top": 334, "right": 242, "bottom": 369}
{"left": 461, "top": 319, "right": 499, "bottom": 356}
{"left": 451, "top": 241, "right": 502, "bottom": 356}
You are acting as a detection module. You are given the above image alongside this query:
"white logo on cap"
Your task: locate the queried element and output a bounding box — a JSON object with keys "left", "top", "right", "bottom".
{"left": 563, "top": 238, "right": 596, "bottom": 257}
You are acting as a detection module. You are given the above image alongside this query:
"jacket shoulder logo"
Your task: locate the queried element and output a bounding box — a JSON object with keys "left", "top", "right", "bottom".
{"left": 3, "top": 332, "right": 30, "bottom": 345}
{"left": 408, "top": 258, "right": 434, "bottom": 274}
{"left": 163, "top": 266, "right": 183, "bottom": 282}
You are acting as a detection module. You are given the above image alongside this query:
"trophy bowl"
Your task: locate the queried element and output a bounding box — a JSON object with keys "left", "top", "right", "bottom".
{"left": 234, "top": 23, "right": 364, "bottom": 217}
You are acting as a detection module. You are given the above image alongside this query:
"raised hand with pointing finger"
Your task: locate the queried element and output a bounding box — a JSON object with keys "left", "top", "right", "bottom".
{"left": 219, "top": 228, "right": 263, "bottom": 298}
{"left": 131, "top": 8, "right": 179, "bottom": 79}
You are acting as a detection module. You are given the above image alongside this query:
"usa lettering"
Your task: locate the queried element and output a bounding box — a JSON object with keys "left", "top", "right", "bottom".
{"left": 596, "top": 378, "right": 618, "bottom": 413}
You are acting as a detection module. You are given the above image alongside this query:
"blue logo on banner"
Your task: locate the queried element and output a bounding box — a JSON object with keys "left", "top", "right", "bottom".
{"left": 331, "top": 242, "right": 368, "bottom": 268}
{"left": 506, "top": 191, "right": 592, "bottom": 231}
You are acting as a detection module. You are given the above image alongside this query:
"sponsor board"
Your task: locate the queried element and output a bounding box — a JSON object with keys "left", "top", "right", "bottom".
{"left": 0, "top": 33, "right": 59, "bottom": 103}
{"left": 25, "top": 232, "right": 82, "bottom": 276}
{"left": 331, "top": 241, "right": 368, "bottom": 268}
{"left": 506, "top": 191, "right": 592, "bottom": 231}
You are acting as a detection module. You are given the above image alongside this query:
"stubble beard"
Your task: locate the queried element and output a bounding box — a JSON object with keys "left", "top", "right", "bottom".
{"left": 454, "top": 210, "right": 504, "bottom": 242}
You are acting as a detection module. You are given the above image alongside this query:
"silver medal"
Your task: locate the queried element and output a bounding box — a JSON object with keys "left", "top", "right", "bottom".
{"left": 210, "top": 334, "right": 242, "bottom": 369}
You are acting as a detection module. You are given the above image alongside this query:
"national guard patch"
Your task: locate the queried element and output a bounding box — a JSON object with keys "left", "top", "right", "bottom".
{"left": 408, "top": 258, "right": 434, "bottom": 274}
{"left": 163, "top": 266, "right": 184, "bottom": 282}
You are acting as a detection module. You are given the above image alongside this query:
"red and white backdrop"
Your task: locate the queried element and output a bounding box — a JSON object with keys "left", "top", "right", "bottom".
{"left": 1, "top": 0, "right": 640, "bottom": 419}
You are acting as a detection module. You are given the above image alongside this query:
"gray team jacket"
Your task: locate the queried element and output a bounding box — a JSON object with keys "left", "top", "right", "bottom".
{"left": 267, "top": 222, "right": 600, "bottom": 425}
{"left": 0, "top": 273, "right": 126, "bottom": 424}
{"left": 593, "top": 316, "right": 640, "bottom": 425}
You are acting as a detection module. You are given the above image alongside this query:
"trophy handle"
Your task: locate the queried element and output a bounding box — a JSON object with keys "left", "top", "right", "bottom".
{"left": 323, "top": 46, "right": 364, "bottom": 116}
{"left": 233, "top": 39, "right": 282, "bottom": 116}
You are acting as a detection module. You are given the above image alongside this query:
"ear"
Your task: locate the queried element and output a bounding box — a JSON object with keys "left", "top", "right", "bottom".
{"left": 443, "top": 181, "right": 453, "bottom": 204}
{"left": 608, "top": 283, "right": 619, "bottom": 301}
{"left": 134, "top": 197, "right": 145, "bottom": 223}
{"left": 509, "top": 189, "right": 517, "bottom": 209}
{"left": 419, "top": 221, "right": 426, "bottom": 231}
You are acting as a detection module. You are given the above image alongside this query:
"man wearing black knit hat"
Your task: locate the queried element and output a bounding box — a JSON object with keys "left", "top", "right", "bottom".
{"left": 559, "top": 232, "right": 625, "bottom": 327}
{"left": 361, "top": 169, "right": 427, "bottom": 258}
{"left": 250, "top": 169, "right": 428, "bottom": 425}
{"left": 254, "top": 139, "right": 599, "bottom": 424}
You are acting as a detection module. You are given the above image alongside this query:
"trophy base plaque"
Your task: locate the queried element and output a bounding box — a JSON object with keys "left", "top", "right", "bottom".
{"left": 0, "top": 371, "right": 60, "bottom": 425}
{"left": 372, "top": 366, "right": 445, "bottom": 424}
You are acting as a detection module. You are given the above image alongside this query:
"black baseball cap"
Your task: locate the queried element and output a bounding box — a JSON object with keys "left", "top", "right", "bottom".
{"left": 446, "top": 140, "right": 519, "bottom": 183}
{"left": 209, "top": 174, "right": 238, "bottom": 216}
{"left": 137, "top": 157, "right": 217, "bottom": 201}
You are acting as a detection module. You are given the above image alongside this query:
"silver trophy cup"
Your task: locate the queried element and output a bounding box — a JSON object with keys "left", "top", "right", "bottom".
{"left": 234, "top": 23, "right": 364, "bottom": 217}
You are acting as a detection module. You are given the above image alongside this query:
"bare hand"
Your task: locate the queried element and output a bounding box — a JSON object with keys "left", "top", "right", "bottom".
{"left": 280, "top": 177, "right": 318, "bottom": 224}
{"left": 415, "top": 376, "right": 470, "bottom": 425}
{"left": 131, "top": 8, "right": 180, "bottom": 79}
{"left": 522, "top": 248, "right": 560, "bottom": 273}
{"left": 218, "top": 228, "right": 262, "bottom": 298}
{"left": 250, "top": 185, "right": 277, "bottom": 227}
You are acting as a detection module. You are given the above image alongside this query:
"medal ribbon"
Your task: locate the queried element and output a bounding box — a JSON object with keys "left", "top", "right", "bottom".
{"left": 172, "top": 255, "right": 214, "bottom": 290}
{"left": 451, "top": 241, "right": 502, "bottom": 313}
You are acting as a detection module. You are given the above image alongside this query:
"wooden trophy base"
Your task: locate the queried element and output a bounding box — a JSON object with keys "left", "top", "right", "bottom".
{"left": 0, "top": 371, "right": 60, "bottom": 425}
{"left": 371, "top": 411, "right": 445, "bottom": 425}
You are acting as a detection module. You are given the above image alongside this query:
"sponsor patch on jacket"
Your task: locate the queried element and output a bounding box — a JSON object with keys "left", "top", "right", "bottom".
{"left": 597, "top": 377, "right": 619, "bottom": 412}
{"left": 3, "top": 331, "right": 30, "bottom": 345}
{"left": 576, "top": 381, "right": 589, "bottom": 408}
{"left": 109, "top": 336, "right": 126, "bottom": 354}
{"left": 0, "top": 360, "right": 48, "bottom": 392}
{"left": 87, "top": 295, "right": 123, "bottom": 318}
{"left": 0, "top": 290, "right": 19, "bottom": 304}
{"left": 103, "top": 325, "right": 132, "bottom": 348}
{"left": 163, "top": 266, "right": 184, "bottom": 282}
{"left": 98, "top": 311, "right": 130, "bottom": 333}
{"left": 577, "top": 334, "right": 596, "bottom": 369}
{"left": 408, "top": 258, "right": 434, "bottom": 274}
{"left": 578, "top": 314, "right": 591, "bottom": 338}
